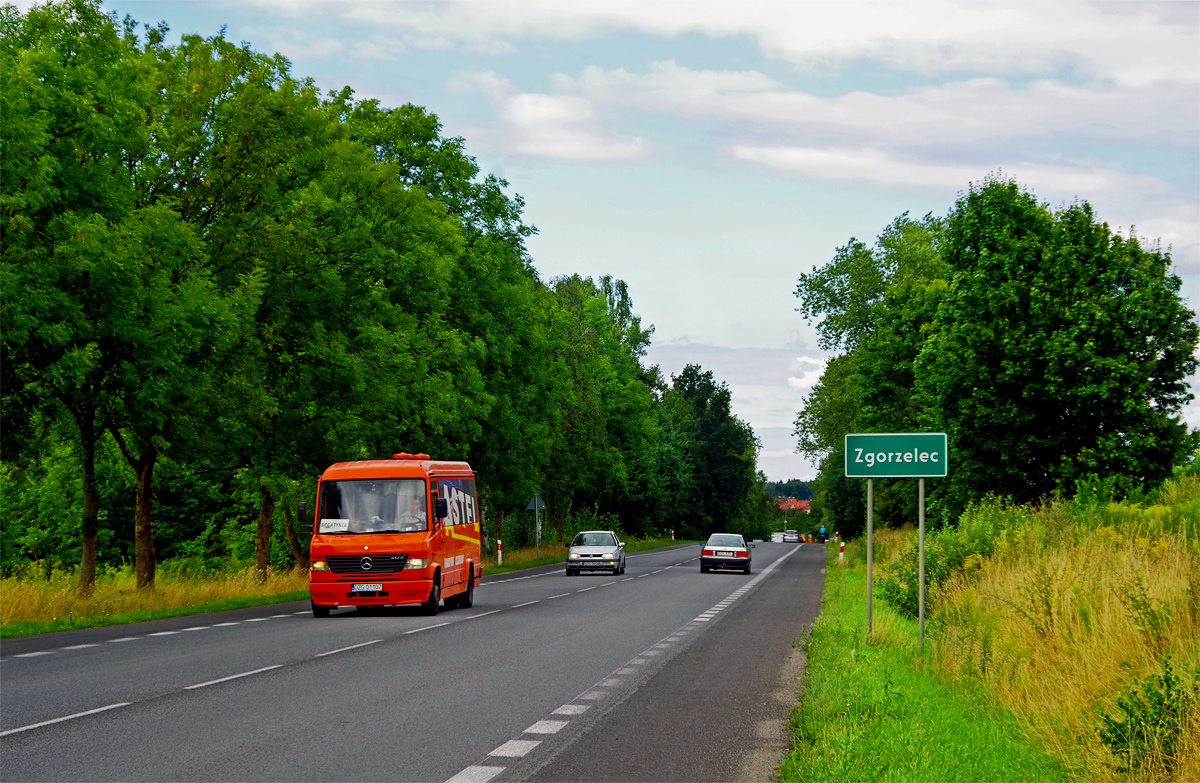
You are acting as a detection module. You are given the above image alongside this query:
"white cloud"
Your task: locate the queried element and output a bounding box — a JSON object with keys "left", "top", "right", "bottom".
{"left": 1183, "top": 372, "right": 1200, "bottom": 431}
{"left": 255, "top": 0, "right": 1200, "bottom": 87}
{"left": 786, "top": 355, "right": 828, "bottom": 394}
{"left": 255, "top": 28, "right": 346, "bottom": 60}
{"left": 564, "top": 64, "right": 1194, "bottom": 149}
{"left": 728, "top": 145, "right": 1166, "bottom": 196}
{"left": 449, "top": 70, "right": 654, "bottom": 161}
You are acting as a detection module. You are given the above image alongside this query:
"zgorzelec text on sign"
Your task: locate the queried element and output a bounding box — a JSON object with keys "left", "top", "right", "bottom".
{"left": 844, "top": 433, "right": 948, "bottom": 478}
{"left": 853, "top": 448, "right": 939, "bottom": 468}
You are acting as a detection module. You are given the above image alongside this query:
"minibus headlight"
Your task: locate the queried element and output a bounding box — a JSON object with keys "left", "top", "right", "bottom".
{"left": 404, "top": 557, "right": 428, "bottom": 569}
{"left": 310, "top": 560, "right": 329, "bottom": 571}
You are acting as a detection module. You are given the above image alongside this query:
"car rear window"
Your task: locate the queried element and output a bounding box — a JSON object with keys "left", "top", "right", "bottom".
{"left": 707, "top": 535, "right": 744, "bottom": 547}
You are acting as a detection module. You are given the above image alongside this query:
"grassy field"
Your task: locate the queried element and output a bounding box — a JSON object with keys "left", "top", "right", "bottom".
{"left": 0, "top": 536, "right": 690, "bottom": 637}
{"left": 783, "top": 475, "right": 1200, "bottom": 782}
{"left": 0, "top": 565, "right": 310, "bottom": 638}
{"left": 780, "top": 540, "right": 1066, "bottom": 783}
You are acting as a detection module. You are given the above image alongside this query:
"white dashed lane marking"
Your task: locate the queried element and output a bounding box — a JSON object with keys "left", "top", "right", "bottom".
{"left": 183, "top": 665, "right": 282, "bottom": 690}
{"left": 444, "top": 766, "right": 505, "bottom": 783}
{"left": 552, "top": 704, "right": 590, "bottom": 716}
{"left": 0, "top": 703, "right": 131, "bottom": 738}
{"left": 489, "top": 740, "right": 541, "bottom": 758}
{"left": 524, "top": 720, "right": 569, "bottom": 735}
{"left": 315, "top": 640, "right": 382, "bottom": 657}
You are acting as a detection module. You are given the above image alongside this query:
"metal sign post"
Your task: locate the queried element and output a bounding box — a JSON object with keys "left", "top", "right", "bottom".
{"left": 526, "top": 494, "right": 546, "bottom": 558}
{"left": 866, "top": 478, "right": 873, "bottom": 635}
{"left": 919, "top": 477, "right": 926, "bottom": 649}
{"left": 845, "top": 433, "right": 948, "bottom": 646}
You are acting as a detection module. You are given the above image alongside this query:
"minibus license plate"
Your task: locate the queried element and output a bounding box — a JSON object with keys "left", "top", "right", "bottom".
{"left": 352, "top": 583, "right": 383, "bottom": 592}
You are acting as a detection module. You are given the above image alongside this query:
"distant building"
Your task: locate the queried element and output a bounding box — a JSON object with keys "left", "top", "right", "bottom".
{"left": 778, "top": 498, "right": 810, "bottom": 513}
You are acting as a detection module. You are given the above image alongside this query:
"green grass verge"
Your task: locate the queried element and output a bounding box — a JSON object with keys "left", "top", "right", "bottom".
{"left": 780, "top": 546, "right": 1064, "bottom": 783}
{"left": 0, "top": 591, "right": 311, "bottom": 639}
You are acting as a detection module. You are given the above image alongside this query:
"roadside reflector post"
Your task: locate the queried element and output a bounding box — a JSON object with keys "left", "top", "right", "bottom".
{"left": 497, "top": 538, "right": 502, "bottom": 567}
{"left": 838, "top": 540, "right": 845, "bottom": 563}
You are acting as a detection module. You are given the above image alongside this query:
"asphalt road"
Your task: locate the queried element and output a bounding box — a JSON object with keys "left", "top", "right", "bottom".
{"left": 0, "top": 542, "right": 825, "bottom": 782}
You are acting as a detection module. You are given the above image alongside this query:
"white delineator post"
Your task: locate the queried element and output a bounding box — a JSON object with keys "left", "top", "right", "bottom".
{"left": 839, "top": 540, "right": 845, "bottom": 563}
{"left": 497, "top": 538, "right": 502, "bottom": 567}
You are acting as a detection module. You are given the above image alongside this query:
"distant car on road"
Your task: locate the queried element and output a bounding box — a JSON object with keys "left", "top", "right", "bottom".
{"left": 566, "top": 530, "right": 626, "bottom": 576}
{"left": 701, "top": 533, "right": 753, "bottom": 574}
{"left": 782, "top": 530, "right": 800, "bottom": 543}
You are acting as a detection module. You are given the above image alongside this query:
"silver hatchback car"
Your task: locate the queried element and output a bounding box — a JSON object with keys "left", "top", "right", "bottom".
{"left": 566, "top": 530, "right": 626, "bottom": 576}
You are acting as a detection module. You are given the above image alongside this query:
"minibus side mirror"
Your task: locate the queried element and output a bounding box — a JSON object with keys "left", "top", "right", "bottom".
{"left": 435, "top": 498, "right": 449, "bottom": 519}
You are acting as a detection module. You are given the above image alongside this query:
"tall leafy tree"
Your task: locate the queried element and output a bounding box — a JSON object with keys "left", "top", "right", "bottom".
{"left": 671, "top": 365, "right": 759, "bottom": 536}
{"left": 794, "top": 177, "right": 1198, "bottom": 527}
{"left": 2, "top": 0, "right": 258, "bottom": 591}
{"left": 915, "top": 177, "right": 1198, "bottom": 510}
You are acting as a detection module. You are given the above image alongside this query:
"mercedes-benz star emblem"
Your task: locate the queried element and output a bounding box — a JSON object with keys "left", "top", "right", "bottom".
{"left": 360, "top": 556, "right": 373, "bottom": 570}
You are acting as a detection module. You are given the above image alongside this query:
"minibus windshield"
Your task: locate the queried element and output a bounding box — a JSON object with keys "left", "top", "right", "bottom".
{"left": 317, "top": 479, "right": 427, "bottom": 534}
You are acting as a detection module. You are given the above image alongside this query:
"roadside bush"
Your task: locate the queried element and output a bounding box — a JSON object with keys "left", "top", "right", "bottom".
{"left": 1099, "top": 658, "right": 1200, "bottom": 775}
{"left": 876, "top": 496, "right": 1025, "bottom": 617}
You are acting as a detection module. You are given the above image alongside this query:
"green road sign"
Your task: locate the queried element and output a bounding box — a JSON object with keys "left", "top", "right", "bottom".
{"left": 845, "top": 432, "right": 948, "bottom": 478}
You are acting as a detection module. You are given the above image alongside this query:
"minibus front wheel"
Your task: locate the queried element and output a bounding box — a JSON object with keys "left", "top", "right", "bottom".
{"left": 312, "top": 601, "right": 331, "bottom": 618}
{"left": 422, "top": 573, "right": 441, "bottom": 616}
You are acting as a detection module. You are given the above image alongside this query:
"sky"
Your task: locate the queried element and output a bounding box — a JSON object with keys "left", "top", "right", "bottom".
{"left": 49, "top": 0, "right": 1200, "bottom": 480}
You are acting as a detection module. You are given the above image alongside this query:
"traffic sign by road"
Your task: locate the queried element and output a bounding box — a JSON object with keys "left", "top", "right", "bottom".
{"left": 844, "top": 432, "right": 948, "bottom": 478}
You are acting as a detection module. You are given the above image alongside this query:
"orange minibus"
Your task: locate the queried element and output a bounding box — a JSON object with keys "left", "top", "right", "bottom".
{"left": 305, "top": 453, "right": 480, "bottom": 617}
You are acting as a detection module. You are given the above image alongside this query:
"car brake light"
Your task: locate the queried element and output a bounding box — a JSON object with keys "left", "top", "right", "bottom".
{"left": 702, "top": 549, "right": 714, "bottom": 556}
{"left": 737, "top": 550, "right": 747, "bottom": 557}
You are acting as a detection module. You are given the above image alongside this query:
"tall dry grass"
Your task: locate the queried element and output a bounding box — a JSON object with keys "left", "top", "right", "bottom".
{"left": 925, "top": 475, "right": 1200, "bottom": 782}
{"left": 1, "top": 564, "right": 308, "bottom": 631}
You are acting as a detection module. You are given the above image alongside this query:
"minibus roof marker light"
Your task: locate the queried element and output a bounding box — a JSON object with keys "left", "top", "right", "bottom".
{"left": 391, "top": 453, "right": 430, "bottom": 460}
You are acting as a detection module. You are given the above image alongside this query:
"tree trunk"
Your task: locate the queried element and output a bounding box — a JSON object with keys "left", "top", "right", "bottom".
{"left": 553, "top": 498, "right": 573, "bottom": 543}
{"left": 132, "top": 445, "right": 157, "bottom": 590}
{"left": 74, "top": 408, "right": 101, "bottom": 597}
{"left": 282, "top": 503, "right": 308, "bottom": 572}
{"left": 254, "top": 483, "right": 275, "bottom": 583}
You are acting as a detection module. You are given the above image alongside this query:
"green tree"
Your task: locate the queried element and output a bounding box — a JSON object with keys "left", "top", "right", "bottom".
{"left": 794, "top": 177, "right": 1199, "bottom": 528}
{"left": 915, "top": 177, "right": 1198, "bottom": 511}
{"left": 671, "top": 365, "right": 759, "bottom": 537}
{"left": 2, "top": 0, "right": 260, "bottom": 591}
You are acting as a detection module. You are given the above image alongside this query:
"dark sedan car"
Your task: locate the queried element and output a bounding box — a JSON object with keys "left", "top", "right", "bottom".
{"left": 700, "top": 533, "right": 752, "bottom": 574}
